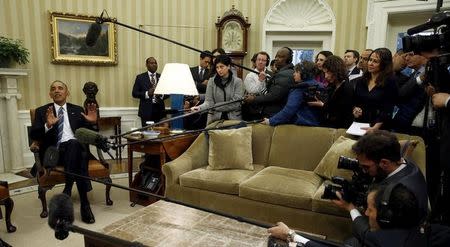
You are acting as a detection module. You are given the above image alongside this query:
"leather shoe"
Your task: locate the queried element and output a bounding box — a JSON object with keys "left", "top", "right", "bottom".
{"left": 80, "top": 204, "right": 95, "bottom": 224}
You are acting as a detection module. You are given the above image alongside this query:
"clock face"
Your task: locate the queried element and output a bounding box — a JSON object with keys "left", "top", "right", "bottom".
{"left": 222, "top": 20, "right": 243, "bottom": 52}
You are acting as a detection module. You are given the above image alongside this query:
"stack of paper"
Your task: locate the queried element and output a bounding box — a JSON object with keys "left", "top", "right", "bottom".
{"left": 346, "top": 122, "right": 370, "bottom": 136}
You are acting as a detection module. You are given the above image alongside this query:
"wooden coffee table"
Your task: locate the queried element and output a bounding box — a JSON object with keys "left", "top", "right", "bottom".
{"left": 84, "top": 200, "right": 269, "bottom": 246}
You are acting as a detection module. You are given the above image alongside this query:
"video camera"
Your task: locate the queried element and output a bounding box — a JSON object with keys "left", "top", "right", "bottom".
{"left": 304, "top": 85, "right": 328, "bottom": 102}
{"left": 321, "top": 156, "right": 372, "bottom": 207}
{"left": 402, "top": 8, "right": 450, "bottom": 92}
{"left": 402, "top": 11, "right": 450, "bottom": 53}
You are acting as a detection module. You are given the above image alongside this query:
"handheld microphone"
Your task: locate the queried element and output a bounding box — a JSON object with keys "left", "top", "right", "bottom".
{"left": 48, "top": 194, "right": 144, "bottom": 246}
{"left": 85, "top": 22, "right": 102, "bottom": 47}
{"left": 75, "top": 128, "right": 115, "bottom": 159}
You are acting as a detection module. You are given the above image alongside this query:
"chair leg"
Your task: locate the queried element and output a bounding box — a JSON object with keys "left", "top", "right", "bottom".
{"left": 105, "top": 177, "right": 113, "bottom": 206}
{"left": 38, "top": 186, "right": 49, "bottom": 218}
{"left": 4, "top": 198, "right": 16, "bottom": 233}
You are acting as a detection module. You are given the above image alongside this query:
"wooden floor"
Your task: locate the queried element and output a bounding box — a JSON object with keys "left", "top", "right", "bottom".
{"left": 10, "top": 157, "right": 143, "bottom": 190}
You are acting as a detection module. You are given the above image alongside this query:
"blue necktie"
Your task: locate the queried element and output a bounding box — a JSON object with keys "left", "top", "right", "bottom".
{"left": 56, "top": 107, "right": 64, "bottom": 148}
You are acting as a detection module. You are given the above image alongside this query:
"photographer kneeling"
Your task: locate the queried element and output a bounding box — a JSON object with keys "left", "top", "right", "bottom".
{"left": 269, "top": 131, "right": 429, "bottom": 246}
{"left": 269, "top": 184, "right": 432, "bottom": 247}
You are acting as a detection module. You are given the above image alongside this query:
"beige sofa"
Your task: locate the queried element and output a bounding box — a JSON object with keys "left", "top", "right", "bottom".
{"left": 162, "top": 123, "right": 426, "bottom": 242}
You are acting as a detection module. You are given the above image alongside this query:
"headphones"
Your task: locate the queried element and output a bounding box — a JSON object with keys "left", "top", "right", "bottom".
{"left": 283, "top": 47, "right": 293, "bottom": 64}
{"left": 376, "top": 182, "right": 399, "bottom": 228}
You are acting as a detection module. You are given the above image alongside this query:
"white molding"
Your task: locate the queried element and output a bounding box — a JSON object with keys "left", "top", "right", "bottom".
{"left": 263, "top": 0, "right": 336, "bottom": 54}
{"left": 18, "top": 107, "right": 140, "bottom": 169}
{"left": 366, "top": 0, "right": 450, "bottom": 49}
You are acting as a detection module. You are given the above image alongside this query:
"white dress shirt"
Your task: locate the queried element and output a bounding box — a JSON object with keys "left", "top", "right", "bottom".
{"left": 243, "top": 69, "right": 266, "bottom": 94}
{"left": 45, "top": 103, "right": 75, "bottom": 143}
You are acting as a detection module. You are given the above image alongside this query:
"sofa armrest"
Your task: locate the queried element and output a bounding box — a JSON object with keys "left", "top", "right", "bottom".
{"left": 163, "top": 133, "right": 208, "bottom": 185}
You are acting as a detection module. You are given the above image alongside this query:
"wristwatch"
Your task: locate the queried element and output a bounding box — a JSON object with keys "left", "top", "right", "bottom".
{"left": 287, "top": 229, "right": 296, "bottom": 242}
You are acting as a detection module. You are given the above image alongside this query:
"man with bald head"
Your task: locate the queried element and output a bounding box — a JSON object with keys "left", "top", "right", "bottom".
{"left": 244, "top": 47, "right": 294, "bottom": 117}
{"left": 357, "top": 48, "right": 373, "bottom": 73}
{"left": 29, "top": 80, "right": 98, "bottom": 223}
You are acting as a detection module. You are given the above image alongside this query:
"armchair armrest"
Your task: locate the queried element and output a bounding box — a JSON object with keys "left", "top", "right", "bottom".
{"left": 29, "top": 140, "right": 44, "bottom": 174}
{"left": 162, "top": 134, "right": 208, "bottom": 185}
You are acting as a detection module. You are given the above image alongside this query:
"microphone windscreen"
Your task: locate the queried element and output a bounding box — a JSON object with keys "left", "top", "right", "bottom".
{"left": 85, "top": 23, "right": 102, "bottom": 47}
{"left": 48, "top": 193, "right": 74, "bottom": 229}
{"left": 43, "top": 146, "right": 59, "bottom": 169}
{"left": 75, "top": 128, "right": 100, "bottom": 145}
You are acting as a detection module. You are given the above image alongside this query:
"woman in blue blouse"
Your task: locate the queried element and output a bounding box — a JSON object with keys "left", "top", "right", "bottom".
{"left": 352, "top": 48, "right": 398, "bottom": 132}
{"left": 262, "top": 61, "right": 322, "bottom": 126}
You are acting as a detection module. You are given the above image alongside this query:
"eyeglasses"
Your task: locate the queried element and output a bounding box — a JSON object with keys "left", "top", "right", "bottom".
{"left": 256, "top": 58, "right": 267, "bottom": 62}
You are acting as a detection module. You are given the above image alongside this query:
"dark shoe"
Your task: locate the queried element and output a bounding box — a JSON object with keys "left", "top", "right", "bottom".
{"left": 80, "top": 204, "right": 95, "bottom": 224}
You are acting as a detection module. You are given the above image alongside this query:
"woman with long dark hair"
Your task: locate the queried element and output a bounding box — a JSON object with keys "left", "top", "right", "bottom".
{"left": 191, "top": 54, "right": 243, "bottom": 125}
{"left": 308, "top": 55, "right": 354, "bottom": 128}
{"left": 352, "top": 48, "right": 398, "bottom": 132}
{"left": 315, "top": 50, "right": 333, "bottom": 87}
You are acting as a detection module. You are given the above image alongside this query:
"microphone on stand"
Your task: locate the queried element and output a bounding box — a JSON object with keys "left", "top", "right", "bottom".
{"left": 48, "top": 194, "right": 144, "bottom": 246}
{"left": 74, "top": 128, "right": 116, "bottom": 159}
{"left": 112, "top": 97, "right": 244, "bottom": 139}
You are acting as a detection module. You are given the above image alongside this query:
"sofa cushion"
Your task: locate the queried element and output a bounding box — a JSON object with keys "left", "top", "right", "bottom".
{"left": 179, "top": 164, "right": 265, "bottom": 195}
{"left": 313, "top": 136, "right": 355, "bottom": 181}
{"left": 251, "top": 124, "right": 274, "bottom": 165}
{"left": 239, "top": 166, "right": 323, "bottom": 210}
{"left": 311, "top": 181, "right": 349, "bottom": 217}
{"left": 268, "top": 125, "right": 336, "bottom": 171}
{"left": 207, "top": 126, "right": 254, "bottom": 171}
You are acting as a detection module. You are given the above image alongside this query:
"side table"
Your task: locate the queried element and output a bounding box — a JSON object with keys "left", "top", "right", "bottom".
{"left": 125, "top": 133, "right": 198, "bottom": 206}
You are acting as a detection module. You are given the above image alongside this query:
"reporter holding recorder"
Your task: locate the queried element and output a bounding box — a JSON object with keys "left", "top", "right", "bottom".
{"left": 191, "top": 54, "right": 244, "bottom": 125}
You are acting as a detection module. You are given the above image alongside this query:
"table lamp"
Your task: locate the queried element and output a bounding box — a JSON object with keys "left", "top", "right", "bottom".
{"left": 154, "top": 63, "right": 198, "bottom": 129}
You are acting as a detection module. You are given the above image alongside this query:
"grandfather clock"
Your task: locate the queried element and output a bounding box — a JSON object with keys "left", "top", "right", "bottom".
{"left": 216, "top": 6, "right": 251, "bottom": 79}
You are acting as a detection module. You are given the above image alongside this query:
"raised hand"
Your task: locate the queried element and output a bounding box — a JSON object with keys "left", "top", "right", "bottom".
{"left": 81, "top": 103, "right": 98, "bottom": 123}
{"left": 353, "top": 107, "right": 363, "bottom": 118}
{"left": 45, "top": 106, "right": 59, "bottom": 128}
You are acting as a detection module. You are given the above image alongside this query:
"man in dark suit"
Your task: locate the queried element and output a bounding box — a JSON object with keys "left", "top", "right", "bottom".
{"left": 344, "top": 49, "right": 363, "bottom": 80}
{"left": 29, "top": 80, "right": 97, "bottom": 223}
{"left": 183, "top": 51, "right": 213, "bottom": 130}
{"left": 190, "top": 51, "right": 212, "bottom": 94}
{"left": 132, "top": 57, "right": 166, "bottom": 127}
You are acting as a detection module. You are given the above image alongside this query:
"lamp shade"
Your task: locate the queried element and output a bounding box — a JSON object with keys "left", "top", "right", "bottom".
{"left": 154, "top": 63, "right": 198, "bottom": 95}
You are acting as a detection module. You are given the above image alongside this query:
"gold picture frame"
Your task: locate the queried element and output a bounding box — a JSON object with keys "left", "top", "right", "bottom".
{"left": 50, "top": 11, "right": 117, "bottom": 65}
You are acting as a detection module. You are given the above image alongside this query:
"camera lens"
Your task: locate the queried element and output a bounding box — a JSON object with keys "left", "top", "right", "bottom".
{"left": 337, "top": 156, "right": 360, "bottom": 171}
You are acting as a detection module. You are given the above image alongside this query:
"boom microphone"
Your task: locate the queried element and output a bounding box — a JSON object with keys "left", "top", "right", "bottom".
{"left": 48, "top": 194, "right": 144, "bottom": 246}
{"left": 48, "top": 194, "right": 74, "bottom": 240}
{"left": 75, "top": 128, "right": 115, "bottom": 159}
{"left": 85, "top": 22, "right": 102, "bottom": 47}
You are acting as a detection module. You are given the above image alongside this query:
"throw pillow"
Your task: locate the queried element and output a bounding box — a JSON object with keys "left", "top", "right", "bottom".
{"left": 314, "top": 136, "right": 355, "bottom": 180}
{"left": 207, "top": 126, "right": 254, "bottom": 170}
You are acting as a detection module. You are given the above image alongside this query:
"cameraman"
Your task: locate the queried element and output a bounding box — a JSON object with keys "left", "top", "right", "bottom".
{"left": 334, "top": 130, "right": 428, "bottom": 222}
{"left": 268, "top": 184, "right": 431, "bottom": 247}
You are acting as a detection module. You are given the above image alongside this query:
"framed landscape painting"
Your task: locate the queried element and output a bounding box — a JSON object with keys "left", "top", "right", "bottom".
{"left": 50, "top": 12, "right": 117, "bottom": 65}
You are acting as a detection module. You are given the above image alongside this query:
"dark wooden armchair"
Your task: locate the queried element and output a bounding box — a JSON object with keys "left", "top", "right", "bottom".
{"left": 0, "top": 181, "right": 16, "bottom": 233}
{"left": 29, "top": 109, "right": 113, "bottom": 218}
